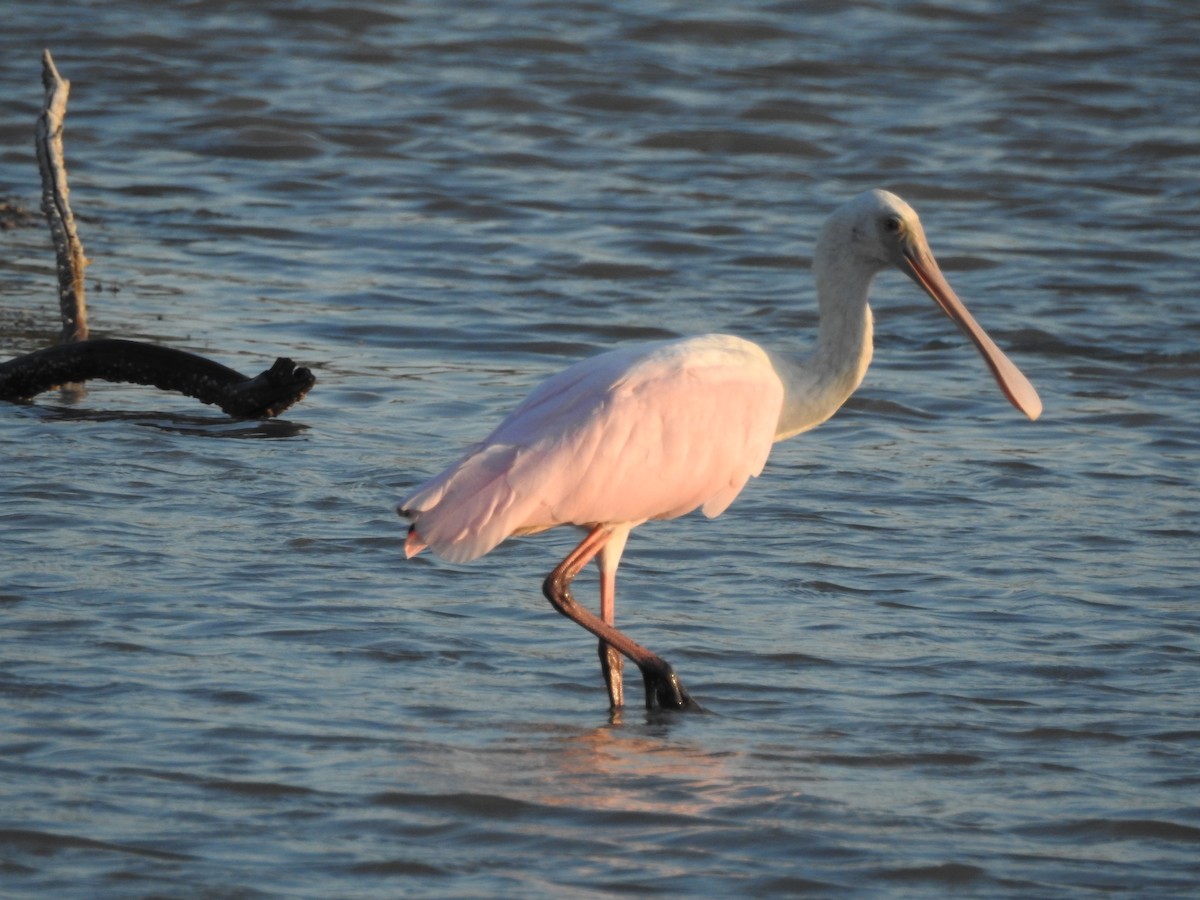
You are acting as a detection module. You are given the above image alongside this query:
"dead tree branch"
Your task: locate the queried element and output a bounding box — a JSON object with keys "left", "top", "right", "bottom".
{"left": 0, "top": 340, "right": 314, "bottom": 418}
{"left": 0, "top": 50, "right": 317, "bottom": 419}
{"left": 35, "top": 49, "right": 88, "bottom": 343}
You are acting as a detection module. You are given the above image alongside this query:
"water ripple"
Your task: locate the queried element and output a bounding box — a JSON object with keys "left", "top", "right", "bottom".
{"left": 2, "top": 1, "right": 1198, "bottom": 897}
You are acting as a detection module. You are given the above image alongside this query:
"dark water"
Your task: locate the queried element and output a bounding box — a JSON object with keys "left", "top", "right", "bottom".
{"left": 2, "top": 1, "right": 1199, "bottom": 896}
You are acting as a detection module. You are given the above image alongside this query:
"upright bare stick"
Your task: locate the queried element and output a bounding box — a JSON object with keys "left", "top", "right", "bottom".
{"left": 35, "top": 49, "right": 89, "bottom": 343}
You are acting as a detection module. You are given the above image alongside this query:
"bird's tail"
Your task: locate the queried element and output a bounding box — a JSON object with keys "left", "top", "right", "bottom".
{"left": 403, "top": 523, "right": 427, "bottom": 559}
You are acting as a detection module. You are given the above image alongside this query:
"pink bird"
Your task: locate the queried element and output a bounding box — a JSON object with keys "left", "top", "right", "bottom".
{"left": 399, "top": 190, "right": 1041, "bottom": 712}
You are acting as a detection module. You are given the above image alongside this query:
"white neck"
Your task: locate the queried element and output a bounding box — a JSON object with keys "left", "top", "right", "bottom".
{"left": 769, "top": 241, "right": 879, "bottom": 440}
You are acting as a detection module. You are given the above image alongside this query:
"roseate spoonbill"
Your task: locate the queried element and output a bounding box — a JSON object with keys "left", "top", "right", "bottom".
{"left": 399, "top": 189, "right": 1041, "bottom": 712}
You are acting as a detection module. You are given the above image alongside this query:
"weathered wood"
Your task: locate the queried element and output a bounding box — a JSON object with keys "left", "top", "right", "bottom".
{"left": 1, "top": 51, "right": 318, "bottom": 419}
{"left": 35, "top": 49, "right": 88, "bottom": 343}
{"left": 0, "top": 339, "right": 315, "bottom": 418}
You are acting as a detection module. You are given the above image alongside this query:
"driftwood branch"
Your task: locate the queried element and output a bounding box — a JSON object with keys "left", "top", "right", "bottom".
{"left": 35, "top": 49, "right": 88, "bottom": 343}
{"left": 0, "top": 50, "right": 317, "bottom": 419}
{"left": 0, "top": 340, "right": 314, "bottom": 417}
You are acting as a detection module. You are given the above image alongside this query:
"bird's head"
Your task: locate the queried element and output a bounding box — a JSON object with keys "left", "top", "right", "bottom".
{"left": 824, "top": 189, "right": 1042, "bottom": 421}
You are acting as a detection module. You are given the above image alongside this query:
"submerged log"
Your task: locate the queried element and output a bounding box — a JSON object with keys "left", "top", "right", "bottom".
{"left": 0, "top": 50, "right": 316, "bottom": 418}
{"left": 0, "top": 339, "right": 315, "bottom": 418}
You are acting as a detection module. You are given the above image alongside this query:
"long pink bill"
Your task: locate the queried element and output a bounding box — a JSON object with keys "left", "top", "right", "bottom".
{"left": 902, "top": 247, "right": 1042, "bottom": 421}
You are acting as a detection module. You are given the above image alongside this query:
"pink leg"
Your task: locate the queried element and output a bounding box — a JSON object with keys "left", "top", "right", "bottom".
{"left": 542, "top": 525, "right": 699, "bottom": 711}
{"left": 597, "top": 538, "right": 624, "bottom": 709}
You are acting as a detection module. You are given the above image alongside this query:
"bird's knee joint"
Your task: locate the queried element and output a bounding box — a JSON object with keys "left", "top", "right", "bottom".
{"left": 542, "top": 572, "right": 577, "bottom": 618}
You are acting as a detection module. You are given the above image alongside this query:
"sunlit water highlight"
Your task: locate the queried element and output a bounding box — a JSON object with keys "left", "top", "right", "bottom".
{"left": 2, "top": 1, "right": 1198, "bottom": 896}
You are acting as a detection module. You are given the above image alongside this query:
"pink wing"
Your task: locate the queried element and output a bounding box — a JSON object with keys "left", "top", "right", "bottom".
{"left": 399, "top": 334, "right": 785, "bottom": 563}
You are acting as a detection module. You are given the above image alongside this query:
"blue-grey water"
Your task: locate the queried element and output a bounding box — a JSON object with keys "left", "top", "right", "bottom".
{"left": 2, "top": 1, "right": 1198, "bottom": 896}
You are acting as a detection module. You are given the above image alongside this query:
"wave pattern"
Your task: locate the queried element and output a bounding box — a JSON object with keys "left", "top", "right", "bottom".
{"left": 2, "top": 0, "right": 1198, "bottom": 896}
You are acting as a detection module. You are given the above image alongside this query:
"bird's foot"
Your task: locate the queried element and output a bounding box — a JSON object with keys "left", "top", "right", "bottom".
{"left": 640, "top": 662, "right": 702, "bottom": 712}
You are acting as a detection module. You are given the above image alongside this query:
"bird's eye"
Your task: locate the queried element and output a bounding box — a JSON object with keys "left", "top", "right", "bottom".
{"left": 884, "top": 215, "right": 903, "bottom": 234}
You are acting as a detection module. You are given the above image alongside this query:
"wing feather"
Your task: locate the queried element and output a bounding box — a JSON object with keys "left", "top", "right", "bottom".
{"left": 399, "top": 335, "right": 784, "bottom": 562}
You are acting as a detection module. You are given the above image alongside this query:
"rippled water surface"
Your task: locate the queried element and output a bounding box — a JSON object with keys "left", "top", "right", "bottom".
{"left": 2, "top": 1, "right": 1199, "bottom": 896}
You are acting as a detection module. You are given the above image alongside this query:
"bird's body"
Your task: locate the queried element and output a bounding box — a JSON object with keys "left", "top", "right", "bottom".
{"left": 405, "top": 334, "right": 791, "bottom": 563}
{"left": 400, "top": 189, "right": 1041, "bottom": 711}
